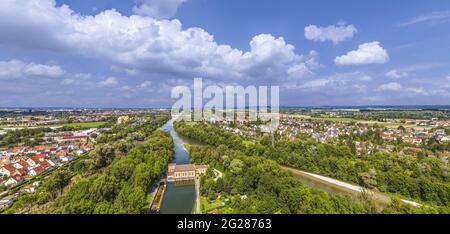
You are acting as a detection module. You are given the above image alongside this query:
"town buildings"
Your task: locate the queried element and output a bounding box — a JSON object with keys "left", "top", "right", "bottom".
{"left": 0, "top": 129, "right": 96, "bottom": 189}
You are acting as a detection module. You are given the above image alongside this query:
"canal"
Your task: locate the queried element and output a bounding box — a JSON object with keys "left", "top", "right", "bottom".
{"left": 159, "top": 119, "right": 198, "bottom": 214}
{"left": 158, "top": 120, "right": 409, "bottom": 213}
{"left": 281, "top": 166, "right": 391, "bottom": 210}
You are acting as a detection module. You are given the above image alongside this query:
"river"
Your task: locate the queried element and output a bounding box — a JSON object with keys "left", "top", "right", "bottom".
{"left": 282, "top": 166, "right": 421, "bottom": 209}
{"left": 158, "top": 119, "right": 419, "bottom": 213}
{"left": 281, "top": 166, "right": 392, "bottom": 210}
{"left": 159, "top": 119, "right": 197, "bottom": 214}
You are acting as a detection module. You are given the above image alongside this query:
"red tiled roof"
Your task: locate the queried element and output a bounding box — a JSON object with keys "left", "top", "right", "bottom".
{"left": 63, "top": 135, "right": 88, "bottom": 140}
{"left": 2, "top": 164, "right": 15, "bottom": 173}
{"left": 57, "top": 151, "right": 68, "bottom": 156}
{"left": 39, "top": 160, "right": 51, "bottom": 169}
{"left": 35, "top": 154, "right": 46, "bottom": 159}
{"left": 14, "top": 168, "right": 28, "bottom": 176}
{"left": 12, "top": 175, "right": 23, "bottom": 182}
{"left": 31, "top": 153, "right": 46, "bottom": 162}
{"left": 32, "top": 166, "right": 45, "bottom": 174}
{"left": 173, "top": 164, "right": 196, "bottom": 172}
{"left": 18, "top": 160, "right": 29, "bottom": 168}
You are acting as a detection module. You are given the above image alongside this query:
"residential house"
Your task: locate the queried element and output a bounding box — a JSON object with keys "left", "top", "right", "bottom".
{"left": 13, "top": 160, "right": 29, "bottom": 169}
{"left": 39, "top": 160, "right": 52, "bottom": 170}
{"left": 4, "top": 175, "right": 23, "bottom": 186}
{"left": 0, "top": 164, "right": 16, "bottom": 177}
{"left": 26, "top": 157, "right": 38, "bottom": 167}
{"left": 13, "top": 168, "right": 28, "bottom": 177}
{"left": 28, "top": 166, "right": 44, "bottom": 177}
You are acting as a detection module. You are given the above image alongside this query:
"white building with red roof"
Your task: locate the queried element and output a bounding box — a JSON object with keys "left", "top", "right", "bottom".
{"left": 4, "top": 175, "right": 23, "bottom": 186}
{"left": 0, "top": 164, "right": 16, "bottom": 177}
{"left": 167, "top": 163, "right": 209, "bottom": 181}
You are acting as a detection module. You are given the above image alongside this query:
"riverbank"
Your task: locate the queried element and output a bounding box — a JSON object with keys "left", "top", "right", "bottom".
{"left": 194, "top": 178, "right": 200, "bottom": 214}
{"left": 281, "top": 166, "right": 422, "bottom": 208}
{"left": 149, "top": 180, "right": 166, "bottom": 213}
{"left": 159, "top": 119, "right": 197, "bottom": 214}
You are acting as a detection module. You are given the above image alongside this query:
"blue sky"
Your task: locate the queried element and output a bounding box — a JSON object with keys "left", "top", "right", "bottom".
{"left": 0, "top": 0, "right": 449, "bottom": 107}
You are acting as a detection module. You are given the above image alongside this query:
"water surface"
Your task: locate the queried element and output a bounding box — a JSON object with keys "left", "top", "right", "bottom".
{"left": 159, "top": 119, "right": 197, "bottom": 214}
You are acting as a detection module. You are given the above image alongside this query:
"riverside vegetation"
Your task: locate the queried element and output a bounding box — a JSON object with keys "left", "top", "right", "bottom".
{"left": 2, "top": 113, "right": 172, "bottom": 214}
{"left": 174, "top": 120, "right": 450, "bottom": 214}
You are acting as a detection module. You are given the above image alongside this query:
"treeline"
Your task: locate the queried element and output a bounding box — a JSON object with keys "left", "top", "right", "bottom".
{"left": 190, "top": 144, "right": 437, "bottom": 214}
{"left": 325, "top": 111, "right": 449, "bottom": 121}
{"left": 0, "top": 121, "right": 114, "bottom": 148}
{"left": 2, "top": 113, "right": 171, "bottom": 214}
{"left": 174, "top": 121, "right": 245, "bottom": 150}
{"left": 421, "top": 136, "right": 450, "bottom": 153}
{"left": 338, "top": 128, "right": 450, "bottom": 155}
{"left": 270, "top": 140, "right": 450, "bottom": 208}
{"left": 350, "top": 111, "right": 449, "bottom": 121}
{"left": 282, "top": 110, "right": 450, "bottom": 121}
{"left": 48, "top": 130, "right": 173, "bottom": 214}
{"left": 0, "top": 128, "right": 51, "bottom": 147}
{"left": 175, "top": 121, "right": 450, "bottom": 212}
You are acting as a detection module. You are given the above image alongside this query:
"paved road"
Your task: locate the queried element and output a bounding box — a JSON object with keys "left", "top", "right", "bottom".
{"left": 194, "top": 177, "right": 201, "bottom": 214}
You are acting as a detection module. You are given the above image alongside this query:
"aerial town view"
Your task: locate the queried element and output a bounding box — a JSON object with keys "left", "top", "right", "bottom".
{"left": 0, "top": 0, "right": 449, "bottom": 232}
{"left": 0, "top": 107, "right": 449, "bottom": 215}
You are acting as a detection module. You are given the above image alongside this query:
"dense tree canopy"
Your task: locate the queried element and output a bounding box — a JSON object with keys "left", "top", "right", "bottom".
{"left": 49, "top": 130, "right": 173, "bottom": 214}
{"left": 191, "top": 144, "right": 381, "bottom": 214}
{"left": 175, "top": 121, "right": 450, "bottom": 212}
{"left": 3, "top": 113, "right": 171, "bottom": 214}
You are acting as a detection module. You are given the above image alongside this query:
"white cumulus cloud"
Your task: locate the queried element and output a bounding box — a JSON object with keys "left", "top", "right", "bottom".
{"left": 0, "top": 60, "right": 65, "bottom": 79}
{"left": 301, "top": 79, "right": 331, "bottom": 89}
{"left": 0, "top": 0, "right": 319, "bottom": 84}
{"left": 138, "top": 81, "right": 153, "bottom": 89}
{"left": 385, "top": 69, "right": 409, "bottom": 79}
{"left": 377, "top": 82, "right": 402, "bottom": 91}
{"left": 406, "top": 87, "right": 428, "bottom": 95}
{"left": 335, "top": 41, "right": 389, "bottom": 66}
{"left": 304, "top": 22, "right": 357, "bottom": 44}
{"left": 98, "top": 77, "right": 119, "bottom": 87}
{"left": 297, "top": 72, "right": 371, "bottom": 91}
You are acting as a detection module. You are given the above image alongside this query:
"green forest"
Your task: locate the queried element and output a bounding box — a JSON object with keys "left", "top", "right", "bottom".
{"left": 0, "top": 122, "right": 112, "bottom": 147}
{"left": 2, "top": 113, "right": 171, "bottom": 214}
{"left": 174, "top": 121, "right": 450, "bottom": 213}
{"left": 0, "top": 128, "right": 50, "bottom": 147}
{"left": 191, "top": 144, "right": 382, "bottom": 214}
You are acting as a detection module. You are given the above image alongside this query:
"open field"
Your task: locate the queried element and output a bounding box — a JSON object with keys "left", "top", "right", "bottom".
{"left": 0, "top": 121, "right": 107, "bottom": 129}
{"left": 283, "top": 114, "right": 422, "bottom": 128}
{"left": 310, "top": 117, "right": 430, "bottom": 129}
{"left": 45, "top": 121, "right": 108, "bottom": 128}
{"left": 312, "top": 117, "right": 413, "bottom": 126}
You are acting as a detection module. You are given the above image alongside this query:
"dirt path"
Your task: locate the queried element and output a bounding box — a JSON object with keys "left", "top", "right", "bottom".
{"left": 213, "top": 169, "right": 223, "bottom": 181}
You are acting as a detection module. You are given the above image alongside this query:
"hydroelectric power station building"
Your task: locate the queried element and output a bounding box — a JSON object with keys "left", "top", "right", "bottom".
{"left": 167, "top": 163, "right": 209, "bottom": 181}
